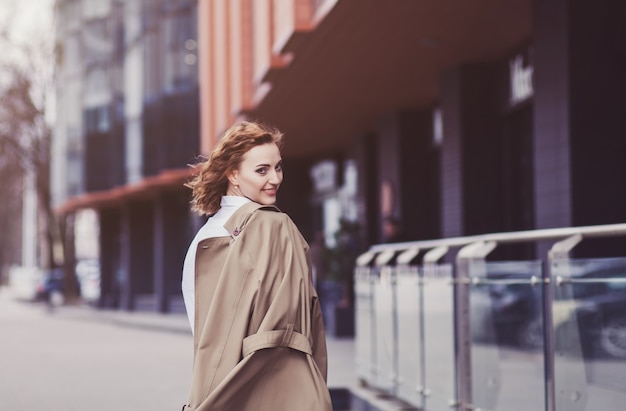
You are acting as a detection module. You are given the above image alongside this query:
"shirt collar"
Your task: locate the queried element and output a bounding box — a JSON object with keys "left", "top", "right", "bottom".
{"left": 220, "top": 196, "right": 251, "bottom": 207}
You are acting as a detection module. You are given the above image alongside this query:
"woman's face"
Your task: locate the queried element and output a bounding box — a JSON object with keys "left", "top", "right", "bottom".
{"left": 228, "top": 143, "right": 283, "bottom": 205}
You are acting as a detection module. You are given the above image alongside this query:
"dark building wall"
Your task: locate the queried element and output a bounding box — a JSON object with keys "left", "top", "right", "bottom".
{"left": 401, "top": 110, "right": 441, "bottom": 242}
{"left": 500, "top": 104, "right": 535, "bottom": 234}
{"left": 459, "top": 64, "right": 503, "bottom": 236}
{"left": 569, "top": 0, "right": 626, "bottom": 257}
{"left": 533, "top": 0, "right": 626, "bottom": 257}
{"left": 569, "top": 0, "right": 626, "bottom": 228}
{"left": 84, "top": 105, "right": 126, "bottom": 191}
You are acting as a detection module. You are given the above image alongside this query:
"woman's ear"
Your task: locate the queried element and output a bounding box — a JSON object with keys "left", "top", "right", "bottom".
{"left": 227, "top": 170, "right": 238, "bottom": 186}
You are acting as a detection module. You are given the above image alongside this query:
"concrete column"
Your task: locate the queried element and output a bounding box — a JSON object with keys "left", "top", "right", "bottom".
{"left": 531, "top": 0, "right": 573, "bottom": 231}
{"left": 62, "top": 213, "right": 79, "bottom": 301}
{"left": 119, "top": 200, "right": 156, "bottom": 311}
{"left": 354, "top": 133, "right": 379, "bottom": 247}
{"left": 153, "top": 195, "right": 166, "bottom": 313}
{"left": 439, "top": 69, "right": 464, "bottom": 239}
{"left": 377, "top": 112, "right": 402, "bottom": 242}
{"left": 98, "top": 208, "right": 121, "bottom": 309}
{"left": 119, "top": 205, "right": 134, "bottom": 310}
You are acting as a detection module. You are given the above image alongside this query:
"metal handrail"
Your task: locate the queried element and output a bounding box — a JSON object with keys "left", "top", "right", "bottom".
{"left": 367, "top": 223, "right": 626, "bottom": 254}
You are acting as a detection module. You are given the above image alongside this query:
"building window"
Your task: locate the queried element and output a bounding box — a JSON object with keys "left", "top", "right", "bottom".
{"left": 84, "top": 106, "right": 111, "bottom": 134}
{"left": 163, "top": 4, "right": 198, "bottom": 93}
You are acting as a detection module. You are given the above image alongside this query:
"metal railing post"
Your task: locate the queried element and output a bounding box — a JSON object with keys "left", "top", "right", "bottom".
{"left": 355, "top": 251, "right": 377, "bottom": 385}
{"left": 396, "top": 248, "right": 420, "bottom": 403}
{"left": 455, "top": 241, "right": 496, "bottom": 411}
{"left": 375, "top": 250, "right": 396, "bottom": 391}
{"left": 545, "top": 234, "right": 583, "bottom": 411}
{"left": 422, "top": 246, "right": 450, "bottom": 409}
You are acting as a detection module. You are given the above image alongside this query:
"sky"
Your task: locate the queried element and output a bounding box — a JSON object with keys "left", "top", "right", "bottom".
{"left": 0, "top": 0, "right": 54, "bottom": 41}
{"left": 0, "top": 0, "right": 54, "bottom": 66}
{"left": 0, "top": 0, "right": 55, "bottom": 120}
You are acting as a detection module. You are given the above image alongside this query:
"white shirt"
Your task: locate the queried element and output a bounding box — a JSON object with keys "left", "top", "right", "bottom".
{"left": 181, "top": 196, "right": 251, "bottom": 334}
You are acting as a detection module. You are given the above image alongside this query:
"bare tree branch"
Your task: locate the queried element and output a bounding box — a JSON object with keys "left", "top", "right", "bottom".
{"left": 0, "top": 0, "right": 74, "bottom": 297}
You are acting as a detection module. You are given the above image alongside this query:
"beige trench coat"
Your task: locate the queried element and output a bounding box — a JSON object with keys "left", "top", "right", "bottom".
{"left": 183, "top": 202, "right": 332, "bottom": 411}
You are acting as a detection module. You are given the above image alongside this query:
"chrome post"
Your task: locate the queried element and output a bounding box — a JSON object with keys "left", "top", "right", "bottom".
{"left": 455, "top": 241, "right": 496, "bottom": 411}
{"left": 355, "top": 251, "right": 377, "bottom": 385}
{"left": 545, "top": 234, "right": 582, "bottom": 411}
{"left": 397, "top": 248, "right": 420, "bottom": 402}
{"left": 422, "top": 246, "right": 449, "bottom": 409}
{"left": 375, "top": 250, "right": 396, "bottom": 391}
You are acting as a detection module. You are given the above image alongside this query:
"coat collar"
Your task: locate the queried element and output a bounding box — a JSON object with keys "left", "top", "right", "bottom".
{"left": 223, "top": 201, "right": 280, "bottom": 238}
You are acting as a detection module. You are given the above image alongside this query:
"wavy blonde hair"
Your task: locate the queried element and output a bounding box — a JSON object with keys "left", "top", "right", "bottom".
{"left": 186, "top": 121, "right": 284, "bottom": 215}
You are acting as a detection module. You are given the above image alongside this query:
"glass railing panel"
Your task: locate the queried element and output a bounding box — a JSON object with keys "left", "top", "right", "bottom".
{"left": 373, "top": 266, "right": 396, "bottom": 392}
{"left": 354, "top": 266, "right": 374, "bottom": 383}
{"left": 552, "top": 257, "right": 626, "bottom": 411}
{"left": 469, "top": 260, "right": 545, "bottom": 411}
{"left": 422, "top": 263, "right": 456, "bottom": 411}
{"left": 396, "top": 264, "right": 422, "bottom": 408}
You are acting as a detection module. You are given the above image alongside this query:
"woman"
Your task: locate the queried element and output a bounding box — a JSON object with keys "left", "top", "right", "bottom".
{"left": 181, "top": 121, "right": 332, "bottom": 411}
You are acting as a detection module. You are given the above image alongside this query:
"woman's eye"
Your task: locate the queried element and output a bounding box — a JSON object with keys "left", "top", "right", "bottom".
{"left": 256, "top": 168, "right": 267, "bottom": 175}
{"left": 276, "top": 164, "right": 283, "bottom": 172}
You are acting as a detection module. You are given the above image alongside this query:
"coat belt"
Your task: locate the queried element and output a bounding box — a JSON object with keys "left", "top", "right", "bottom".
{"left": 242, "top": 324, "right": 312, "bottom": 357}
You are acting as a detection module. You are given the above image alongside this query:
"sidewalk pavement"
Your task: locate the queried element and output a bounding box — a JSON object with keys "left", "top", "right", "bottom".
{"left": 2, "top": 287, "right": 415, "bottom": 411}
{"left": 96, "top": 307, "right": 358, "bottom": 409}
{"left": 4, "top": 286, "right": 357, "bottom": 386}
{"left": 52, "top": 304, "right": 357, "bottom": 389}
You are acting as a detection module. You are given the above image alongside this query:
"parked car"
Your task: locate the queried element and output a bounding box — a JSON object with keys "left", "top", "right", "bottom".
{"left": 33, "top": 261, "right": 100, "bottom": 305}
{"left": 567, "top": 268, "right": 626, "bottom": 359}
{"left": 35, "top": 267, "right": 64, "bottom": 305}
{"left": 479, "top": 261, "right": 626, "bottom": 358}
{"left": 484, "top": 272, "right": 543, "bottom": 349}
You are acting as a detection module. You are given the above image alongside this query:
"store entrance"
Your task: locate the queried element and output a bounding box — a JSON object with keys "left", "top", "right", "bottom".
{"left": 498, "top": 104, "right": 535, "bottom": 259}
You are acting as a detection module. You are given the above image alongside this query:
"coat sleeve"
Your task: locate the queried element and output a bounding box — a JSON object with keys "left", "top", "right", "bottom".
{"left": 244, "top": 210, "right": 328, "bottom": 373}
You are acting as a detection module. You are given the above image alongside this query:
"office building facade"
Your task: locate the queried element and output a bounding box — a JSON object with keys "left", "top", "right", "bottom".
{"left": 52, "top": 0, "right": 626, "bottom": 312}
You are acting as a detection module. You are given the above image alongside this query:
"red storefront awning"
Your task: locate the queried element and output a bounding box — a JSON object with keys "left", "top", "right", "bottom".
{"left": 56, "top": 167, "right": 197, "bottom": 214}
